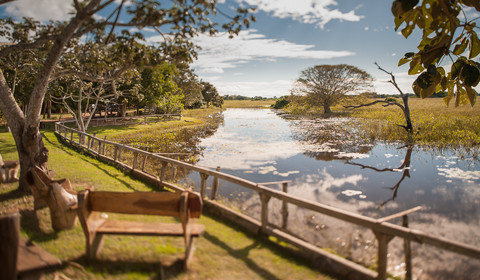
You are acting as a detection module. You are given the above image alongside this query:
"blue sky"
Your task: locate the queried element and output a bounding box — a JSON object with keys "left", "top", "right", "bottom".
{"left": 3, "top": 0, "right": 477, "bottom": 98}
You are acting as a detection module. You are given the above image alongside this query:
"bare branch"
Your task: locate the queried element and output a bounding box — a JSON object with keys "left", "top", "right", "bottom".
{"left": 105, "top": 0, "right": 125, "bottom": 44}
{"left": 344, "top": 100, "right": 405, "bottom": 111}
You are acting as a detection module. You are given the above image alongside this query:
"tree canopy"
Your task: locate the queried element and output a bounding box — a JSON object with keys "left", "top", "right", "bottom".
{"left": 291, "top": 64, "right": 373, "bottom": 114}
{"left": 392, "top": 0, "right": 480, "bottom": 106}
{"left": 0, "top": 0, "right": 255, "bottom": 192}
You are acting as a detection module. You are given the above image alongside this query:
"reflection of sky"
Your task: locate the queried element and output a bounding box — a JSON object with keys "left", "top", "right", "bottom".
{"left": 196, "top": 108, "right": 480, "bottom": 227}
{"left": 194, "top": 108, "right": 480, "bottom": 278}
{"left": 197, "top": 109, "right": 302, "bottom": 170}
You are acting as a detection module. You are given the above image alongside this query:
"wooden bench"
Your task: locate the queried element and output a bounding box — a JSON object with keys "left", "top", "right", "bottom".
{"left": 0, "top": 153, "right": 19, "bottom": 184}
{"left": 77, "top": 189, "right": 205, "bottom": 269}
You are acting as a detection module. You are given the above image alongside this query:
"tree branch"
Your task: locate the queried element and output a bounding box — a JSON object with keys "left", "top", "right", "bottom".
{"left": 344, "top": 100, "right": 406, "bottom": 111}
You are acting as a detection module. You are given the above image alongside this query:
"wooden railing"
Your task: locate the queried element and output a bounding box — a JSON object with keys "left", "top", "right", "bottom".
{"left": 54, "top": 121, "right": 480, "bottom": 280}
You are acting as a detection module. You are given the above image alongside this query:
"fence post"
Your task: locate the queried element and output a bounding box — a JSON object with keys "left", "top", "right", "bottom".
{"left": 133, "top": 152, "right": 138, "bottom": 170}
{"left": 0, "top": 212, "right": 19, "bottom": 280}
{"left": 159, "top": 162, "right": 168, "bottom": 182}
{"left": 281, "top": 182, "right": 289, "bottom": 229}
{"left": 200, "top": 173, "right": 209, "bottom": 200}
{"left": 210, "top": 166, "right": 220, "bottom": 200}
{"left": 102, "top": 136, "right": 107, "bottom": 155}
{"left": 259, "top": 192, "right": 271, "bottom": 234}
{"left": 114, "top": 145, "right": 118, "bottom": 161}
{"left": 373, "top": 231, "right": 394, "bottom": 280}
{"left": 403, "top": 215, "right": 412, "bottom": 280}
{"left": 70, "top": 130, "right": 73, "bottom": 141}
{"left": 142, "top": 154, "right": 148, "bottom": 172}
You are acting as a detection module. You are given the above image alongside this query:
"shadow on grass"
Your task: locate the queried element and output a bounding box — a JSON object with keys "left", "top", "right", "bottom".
{"left": 0, "top": 188, "right": 26, "bottom": 202}
{"left": 69, "top": 255, "right": 185, "bottom": 280}
{"left": 42, "top": 133, "right": 146, "bottom": 192}
{"left": 19, "top": 208, "right": 59, "bottom": 242}
{"left": 203, "top": 231, "right": 282, "bottom": 280}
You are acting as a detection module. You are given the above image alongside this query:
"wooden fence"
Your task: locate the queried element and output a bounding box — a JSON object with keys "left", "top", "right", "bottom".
{"left": 54, "top": 120, "right": 480, "bottom": 280}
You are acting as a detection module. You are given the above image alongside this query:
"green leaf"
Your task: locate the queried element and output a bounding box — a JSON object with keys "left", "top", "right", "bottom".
{"left": 413, "top": 71, "right": 441, "bottom": 98}
{"left": 466, "top": 86, "right": 477, "bottom": 106}
{"left": 398, "top": 57, "right": 411, "bottom": 66}
{"left": 453, "top": 37, "right": 468, "bottom": 55}
{"left": 469, "top": 32, "right": 480, "bottom": 59}
{"left": 408, "top": 57, "right": 424, "bottom": 75}
{"left": 461, "top": 63, "right": 480, "bottom": 87}
{"left": 451, "top": 57, "right": 466, "bottom": 80}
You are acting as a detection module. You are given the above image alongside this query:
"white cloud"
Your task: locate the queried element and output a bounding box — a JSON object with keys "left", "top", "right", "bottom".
{"left": 238, "top": 0, "right": 363, "bottom": 29}
{"left": 202, "top": 78, "right": 294, "bottom": 97}
{"left": 189, "top": 29, "right": 354, "bottom": 74}
{"left": 4, "top": 0, "right": 73, "bottom": 22}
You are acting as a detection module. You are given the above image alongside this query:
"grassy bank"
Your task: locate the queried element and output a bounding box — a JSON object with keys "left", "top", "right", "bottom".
{"left": 348, "top": 98, "right": 480, "bottom": 148}
{"left": 0, "top": 113, "right": 334, "bottom": 280}
{"left": 223, "top": 99, "right": 275, "bottom": 108}
{"left": 286, "top": 97, "right": 480, "bottom": 149}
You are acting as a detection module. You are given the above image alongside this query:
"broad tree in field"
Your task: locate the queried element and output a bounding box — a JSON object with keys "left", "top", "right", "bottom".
{"left": 392, "top": 0, "right": 480, "bottom": 105}
{"left": 291, "top": 64, "right": 373, "bottom": 114}
{"left": 201, "top": 81, "right": 222, "bottom": 108}
{"left": 0, "top": 0, "right": 255, "bottom": 192}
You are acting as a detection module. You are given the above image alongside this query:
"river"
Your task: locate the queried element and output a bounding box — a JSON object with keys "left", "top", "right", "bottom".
{"left": 187, "top": 108, "right": 480, "bottom": 279}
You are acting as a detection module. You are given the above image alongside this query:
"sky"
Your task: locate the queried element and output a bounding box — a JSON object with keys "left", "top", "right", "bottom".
{"left": 1, "top": 0, "right": 478, "bottom": 98}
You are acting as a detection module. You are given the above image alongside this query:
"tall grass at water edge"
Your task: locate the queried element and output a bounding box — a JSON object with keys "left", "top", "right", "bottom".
{"left": 343, "top": 98, "right": 480, "bottom": 149}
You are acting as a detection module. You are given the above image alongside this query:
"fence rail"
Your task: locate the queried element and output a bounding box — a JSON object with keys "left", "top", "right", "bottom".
{"left": 54, "top": 120, "right": 480, "bottom": 280}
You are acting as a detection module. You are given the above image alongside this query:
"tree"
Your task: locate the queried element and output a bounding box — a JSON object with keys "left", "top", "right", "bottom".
{"left": 0, "top": 0, "right": 255, "bottom": 193}
{"left": 392, "top": 0, "right": 480, "bottom": 106}
{"left": 345, "top": 63, "right": 414, "bottom": 133}
{"left": 201, "top": 81, "right": 221, "bottom": 107}
{"left": 291, "top": 64, "right": 373, "bottom": 114}
{"left": 140, "top": 62, "right": 181, "bottom": 112}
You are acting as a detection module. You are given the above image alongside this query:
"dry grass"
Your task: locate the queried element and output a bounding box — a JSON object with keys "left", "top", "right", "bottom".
{"left": 347, "top": 98, "right": 480, "bottom": 148}
{"left": 223, "top": 100, "right": 275, "bottom": 108}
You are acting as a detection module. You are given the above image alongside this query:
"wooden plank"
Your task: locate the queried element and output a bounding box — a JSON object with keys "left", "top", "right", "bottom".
{"left": 89, "top": 191, "right": 202, "bottom": 218}
{"left": 97, "top": 220, "right": 205, "bottom": 236}
{"left": 378, "top": 206, "right": 423, "bottom": 223}
{"left": 17, "top": 236, "right": 62, "bottom": 276}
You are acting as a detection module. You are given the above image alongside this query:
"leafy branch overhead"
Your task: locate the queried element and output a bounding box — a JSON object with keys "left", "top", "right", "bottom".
{"left": 392, "top": 0, "right": 480, "bottom": 106}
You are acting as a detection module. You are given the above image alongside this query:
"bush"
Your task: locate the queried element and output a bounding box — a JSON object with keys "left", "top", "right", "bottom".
{"left": 272, "top": 96, "right": 290, "bottom": 109}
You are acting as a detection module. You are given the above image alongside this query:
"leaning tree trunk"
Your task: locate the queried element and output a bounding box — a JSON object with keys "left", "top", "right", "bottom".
{"left": 0, "top": 2, "right": 97, "bottom": 192}
{"left": 401, "top": 95, "right": 413, "bottom": 133}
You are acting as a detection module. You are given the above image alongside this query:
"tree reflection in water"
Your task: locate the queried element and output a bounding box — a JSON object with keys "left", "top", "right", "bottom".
{"left": 346, "top": 145, "right": 413, "bottom": 208}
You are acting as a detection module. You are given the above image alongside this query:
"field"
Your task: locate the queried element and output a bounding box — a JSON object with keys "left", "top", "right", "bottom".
{"left": 344, "top": 98, "right": 480, "bottom": 148}
{"left": 223, "top": 99, "right": 275, "bottom": 108}
{"left": 287, "top": 96, "right": 480, "bottom": 149}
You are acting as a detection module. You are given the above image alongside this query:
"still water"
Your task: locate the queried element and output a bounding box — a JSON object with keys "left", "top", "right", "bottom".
{"left": 190, "top": 108, "right": 480, "bottom": 279}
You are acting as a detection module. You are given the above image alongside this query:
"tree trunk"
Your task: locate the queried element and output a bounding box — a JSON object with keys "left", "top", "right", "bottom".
{"left": 401, "top": 95, "right": 413, "bottom": 133}
{"left": 0, "top": 2, "right": 99, "bottom": 193}
{"left": 323, "top": 103, "right": 332, "bottom": 114}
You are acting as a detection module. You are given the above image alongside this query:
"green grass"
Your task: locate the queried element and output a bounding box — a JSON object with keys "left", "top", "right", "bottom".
{"left": 0, "top": 120, "right": 334, "bottom": 279}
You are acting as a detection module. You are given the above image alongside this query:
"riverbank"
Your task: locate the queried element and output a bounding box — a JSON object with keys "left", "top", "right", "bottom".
{"left": 0, "top": 113, "right": 335, "bottom": 280}
{"left": 285, "top": 97, "right": 480, "bottom": 149}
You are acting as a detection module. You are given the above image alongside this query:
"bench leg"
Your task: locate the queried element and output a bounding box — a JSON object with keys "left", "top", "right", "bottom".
{"left": 184, "top": 236, "right": 196, "bottom": 270}
{"left": 87, "top": 233, "right": 105, "bottom": 260}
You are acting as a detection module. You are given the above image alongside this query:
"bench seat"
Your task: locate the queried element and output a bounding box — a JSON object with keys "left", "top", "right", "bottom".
{"left": 96, "top": 219, "right": 205, "bottom": 236}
